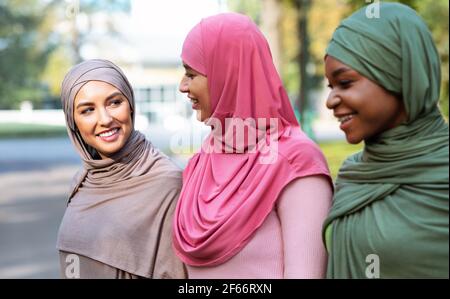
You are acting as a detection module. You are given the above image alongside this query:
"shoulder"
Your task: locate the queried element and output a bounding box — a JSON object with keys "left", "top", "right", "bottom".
{"left": 277, "top": 129, "right": 330, "bottom": 174}
{"left": 279, "top": 129, "right": 324, "bottom": 159}
{"left": 276, "top": 175, "right": 333, "bottom": 212}
{"left": 280, "top": 175, "right": 332, "bottom": 199}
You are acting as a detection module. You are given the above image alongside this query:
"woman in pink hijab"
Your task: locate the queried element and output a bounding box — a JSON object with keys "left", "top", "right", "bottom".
{"left": 173, "top": 13, "right": 333, "bottom": 278}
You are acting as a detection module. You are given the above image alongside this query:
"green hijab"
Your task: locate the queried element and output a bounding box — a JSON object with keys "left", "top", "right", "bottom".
{"left": 324, "top": 2, "right": 449, "bottom": 278}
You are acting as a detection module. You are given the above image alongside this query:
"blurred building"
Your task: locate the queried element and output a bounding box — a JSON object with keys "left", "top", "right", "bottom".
{"left": 67, "top": 0, "right": 226, "bottom": 134}
{"left": 49, "top": 0, "right": 341, "bottom": 141}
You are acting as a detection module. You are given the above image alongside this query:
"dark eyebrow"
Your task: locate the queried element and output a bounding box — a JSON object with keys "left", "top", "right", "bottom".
{"left": 331, "top": 67, "right": 352, "bottom": 78}
{"left": 75, "top": 92, "right": 123, "bottom": 109}
{"left": 105, "top": 91, "right": 123, "bottom": 101}
{"left": 75, "top": 101, "right": 93, "bottom": 109}
{"left": 183, "top": 63, "right": 193, "bottom": 71}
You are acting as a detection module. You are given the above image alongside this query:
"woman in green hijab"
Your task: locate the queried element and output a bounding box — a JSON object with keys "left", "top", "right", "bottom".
{"left": 323, "top": 2, "right": 448, "bottom": 278}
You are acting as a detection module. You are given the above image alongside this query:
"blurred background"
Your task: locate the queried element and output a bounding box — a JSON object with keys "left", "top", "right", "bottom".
{"left": 0, "top": 0, "right": 448, "bottom": 278}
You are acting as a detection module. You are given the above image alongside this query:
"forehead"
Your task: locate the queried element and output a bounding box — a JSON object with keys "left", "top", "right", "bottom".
{"left": 324, "top": 56, "right": 357, "bottom": 77}
{"left": 75, "top": 81, "right": 121, "bottom": 102}
{"left": 325, "top": 56, "right": 346, "bottom": 69}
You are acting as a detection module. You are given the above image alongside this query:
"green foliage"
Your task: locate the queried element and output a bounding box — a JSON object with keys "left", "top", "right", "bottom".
{"left": 0, "top": 122, "right": 67, "bottom": 138}
{"left": 0, "top": 0, "right": 132, "bottom": 110}
{"left": 344, "top": 0, "right": 417, "bottom": 12}
{"left": 227, "top": 0, "right": 262, "bottom": 24}
{"left": 0, "top": 0, "right": 56, "bottom": 109}
{"left": 415, "top": 0, "right": 449, "bottom": 119}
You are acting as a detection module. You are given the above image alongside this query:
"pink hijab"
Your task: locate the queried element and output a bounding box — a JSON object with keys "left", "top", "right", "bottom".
{"left": 173, "top": 13, "right": 331, "bottom": 267}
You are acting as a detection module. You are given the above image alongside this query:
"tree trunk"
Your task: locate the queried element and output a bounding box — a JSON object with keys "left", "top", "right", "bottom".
{"left": 295, "top": 0, "right": 310, "bottom": 127}
{"left": 260, "top": 0, "right": 282, "bottom": 73}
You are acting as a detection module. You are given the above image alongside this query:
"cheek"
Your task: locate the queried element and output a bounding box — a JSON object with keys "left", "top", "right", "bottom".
{"left": 204, "top": 94, "right": 211, "bottom": 110}
{"left": 116, "top": 106, "right": 133, "bottom": 130}
{"left": 343, "top": 88, "right": 374, "bottom": 117}
{"left": 74, "top": 115, "right": 96, "bottom": 136}
{"left": 200, "top": 87, "right": 211, "bottom": 111}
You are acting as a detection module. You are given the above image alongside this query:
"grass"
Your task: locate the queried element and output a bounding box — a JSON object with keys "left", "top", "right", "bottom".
{"left": 318, "top": 140, "right": 363, "bottom": 179}
{"left": 0, "top": 122, "right": 67, "bottom": 139}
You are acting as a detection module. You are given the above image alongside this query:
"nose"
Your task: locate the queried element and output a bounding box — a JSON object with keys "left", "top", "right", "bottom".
{"left": 179, "top": 76, "right": 189, "bottom": 93}
{"left": 326, "top": 90, "right": 342, "bottom": 110}
{"left": 98, "top": 107, "right": 113, "bottom": 126}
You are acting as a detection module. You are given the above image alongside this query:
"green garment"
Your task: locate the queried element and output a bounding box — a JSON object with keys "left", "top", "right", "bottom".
{"left": 323, "top": 3, "right": 449, "bottom": 278}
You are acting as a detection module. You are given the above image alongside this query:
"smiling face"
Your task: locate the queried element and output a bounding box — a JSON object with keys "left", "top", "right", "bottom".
{"left": 179, "top": 62, "right": 212, "bottom": 122}
{"left": 73, "top": 81, "right": 133, "bottom": 159}
{"left": 324, "top": 56, "right": 407, "bottom": 144}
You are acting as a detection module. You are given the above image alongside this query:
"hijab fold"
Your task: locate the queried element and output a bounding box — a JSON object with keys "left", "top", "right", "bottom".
{"left": 57, "top": 59, "right": 186, "bottom": 278}
{"left": 323, "top": 3, "right": 448, "bottom": 278}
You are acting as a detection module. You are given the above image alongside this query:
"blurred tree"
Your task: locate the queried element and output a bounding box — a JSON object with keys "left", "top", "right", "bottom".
{"left": 66, "top": 0, "right": 131, "bottom": 63}
{"left": 260, "top": 0, "right": 283, "bottom": 72}
{"left": 228, "top": 0, "right": 283, "bottom": 71}
{"left": 0, "top": 0, "right": 132, "bottom": 109}
{"left": 416, "top": 0, "right": 449, "bottom": 119}
{"left": 41, "top": 47, "right": 73, "bottom": 102}
{"left": 0, "top": 0, "right": 58, "bottom": 109}
{"left": 227, "top": 0, "right": 348, "bottom": 137}
{"left": 294, "top": 0, "right": 310, "bottom": 127}
{"left": 280, "top": 0, "right": 347, "bottom": 135}
{"left": 344, "top": 0, "right": 416, "bottom": 11}
{"left": 228, "top": 0, "right": 449, "bottom": 125}
{"left": 227, "top": 0, "right": 262, "bottom": 24}
{"left": 42, "top": 0, "right": 131, "bottom": 100}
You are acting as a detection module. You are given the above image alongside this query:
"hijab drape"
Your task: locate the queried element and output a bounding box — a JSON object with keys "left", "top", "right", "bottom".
{"left": 56, "top": 59, "right": 186, "bottom": 278}
{"left": 323, "top": 3, "right": 449, "bottom": 278}
{"left": 173, "top": 13, "right": 331, "bottom": 267}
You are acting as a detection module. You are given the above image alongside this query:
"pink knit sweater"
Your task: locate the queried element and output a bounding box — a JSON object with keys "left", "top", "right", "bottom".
{"left": 186, "top": 175, "right": 332, "bottom": 279}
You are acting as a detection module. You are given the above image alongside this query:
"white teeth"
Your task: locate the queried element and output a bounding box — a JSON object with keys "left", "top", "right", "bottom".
{"left": 190, "top": 99, "right": 199, "bottom": 104}
{"left": 99, "top": 128, "right": 118, "bottom": 137}
{"left": 338, "top": 114, "right": 355, "bottom": 123}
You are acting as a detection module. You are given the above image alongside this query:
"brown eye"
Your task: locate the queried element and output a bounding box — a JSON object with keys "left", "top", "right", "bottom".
{"left": 339, "top": 80, "right": 353, "bottom": 88}
{"left": 81, "top": 107, "right": 94, "bottom": 115}
{"left": 110, "top": 99, "right": 123, "bottom": 106}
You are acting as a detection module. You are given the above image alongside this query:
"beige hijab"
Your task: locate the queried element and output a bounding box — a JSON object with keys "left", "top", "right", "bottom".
{"left": 56, "top": 59, "right": 186, "bottom": 278}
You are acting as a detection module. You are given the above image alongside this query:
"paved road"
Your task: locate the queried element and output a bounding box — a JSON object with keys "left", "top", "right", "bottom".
{"left": 0, "top": 164, "right": 79, "bottom": 278}
{"left": 0, "top": 135, "right": 188, "bottom": 279}
{"left": 0, "top": 137, "right": 80, "bottom": 278}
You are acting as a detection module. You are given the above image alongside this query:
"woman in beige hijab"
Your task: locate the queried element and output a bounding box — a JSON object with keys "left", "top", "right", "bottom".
{"left": 56, "top": 59, "right": 186, "bottom": 279}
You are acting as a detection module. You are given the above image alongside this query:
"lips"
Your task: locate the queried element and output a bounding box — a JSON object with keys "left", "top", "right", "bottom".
{"left": 96, "top": 128, "right": 120, "bottom": 142}
{"left": 189, "top": 97, "right": 200, "bottom": 110}
{"left": 338, "top": 114, "right": 355, "bottom": 124}
{"left": 335, "top": 113, "right": 357, "bottom": 130}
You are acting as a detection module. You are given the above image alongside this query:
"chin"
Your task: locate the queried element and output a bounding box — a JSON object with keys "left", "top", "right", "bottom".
{"left": 196, "top": 111, "right": 208, "bottom": 122}
{"left": 99, "top": 143, "right": 124, "bottom": 156}
{"left": 195, "top": 111, "right": 201, "bottom": 122}
{"left": 345, "top": 135, "right": 363, "bottom": 145}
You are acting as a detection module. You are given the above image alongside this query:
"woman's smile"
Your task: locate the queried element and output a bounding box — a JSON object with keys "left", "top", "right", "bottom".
{"left": 325, "top": 56, "right": 406, "bottom": 144}
{"left": 336, "top": 113, "right": 357, "bottom": 131}
{"left": 179, "top": 63, "right": 212, "bottom": 122}
{"left": 189, "top": 97, "right": 201, "bottom": 109}
{"left": 74, "top": 81, "right": 133, "bottom": 158}
{"left": 96, "top": 127, "right": 121, "bottom": 142}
